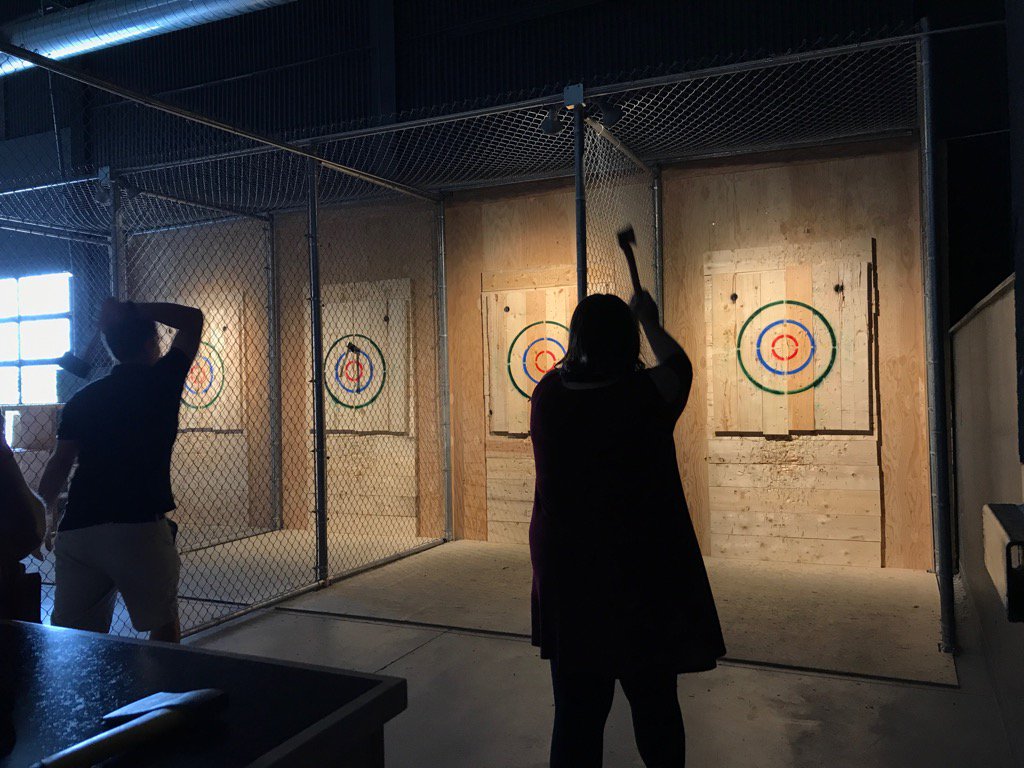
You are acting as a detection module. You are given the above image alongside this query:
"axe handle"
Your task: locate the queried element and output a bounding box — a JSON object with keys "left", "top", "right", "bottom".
{"left": 33, "top": 707, "right": 185, "bottom": 768}
{"left": 621, "top": 241, "right": 643, "bottom": 297}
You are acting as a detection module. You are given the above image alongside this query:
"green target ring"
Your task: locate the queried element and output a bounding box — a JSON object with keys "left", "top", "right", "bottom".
{"left": 181, "top": 341, "right": 225, "bottom": 410}
{"left": 325, "top": 334, "right": 387, "bottom": 410}
{"left": 736, "top": 300, "right": 837, "bottom": 396}
{"left": 507, "top": 320, "right": 569, "bottom": 400}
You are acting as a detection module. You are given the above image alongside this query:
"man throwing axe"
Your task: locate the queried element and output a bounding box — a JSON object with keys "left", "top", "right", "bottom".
{"left": 39, "top": 298, "right": 204, "bottom": 642}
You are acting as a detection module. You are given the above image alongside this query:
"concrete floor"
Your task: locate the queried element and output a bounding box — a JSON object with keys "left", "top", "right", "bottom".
{"left": 28, "top": 517, "right": 438, "bottom": 635}
{"left": 190, "top": 541, "right": 1014, "bottom": 767}
{"left": 274, "top": 541, "right": 955, "bottom": 684}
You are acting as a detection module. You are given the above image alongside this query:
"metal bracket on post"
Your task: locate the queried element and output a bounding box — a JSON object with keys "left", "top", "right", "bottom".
{"left": 566, "top": 83, "right": 587, "bottom": 302}
{"left": 307, "top": 158, "right": 329, "bottom": 582}
{"left": 436, "top": 200, "right": 454, "bottom": 541}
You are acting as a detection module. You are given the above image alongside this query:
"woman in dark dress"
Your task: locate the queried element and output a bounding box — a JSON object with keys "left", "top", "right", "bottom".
{"left": 529, "top": 290, "right": 725, "bottom": 768}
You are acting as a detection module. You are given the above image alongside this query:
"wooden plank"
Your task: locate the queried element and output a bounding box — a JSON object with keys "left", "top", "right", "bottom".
{"left": 708, "top": 463, "right": 880, "bottom": 491}
{"left": 708, "top": 486, "right": 881, "bottom": 516}
{"left": 484, "top": 291, "right": 507, "bottom": 434}
{"left": 485, "top": 437, "right": 534, "bottom": 457}
{"left": 486, "top": 498, "right": 534, "bottom": 524}
{"left": 759, "top": 269, "right": 789, "bottom": 436}
{"left": 710, "top": 271, "right": 738, "bottom": 432}
{"left": 486, "top": 520, "right": 531, "bottom": 544}
{"left": 703, "top": 240, "right": 877, "bottom": 274}
{"left": 482, "top": 264, "right": 577, "bottom": 292}
{"left": 841, "top": 262, "right": 871, "bottom": 431}
{"left": 708, "top": 533, "right": 880, "bottom": 566}
{"left": 710, "top": 510, "right": 881, "bottom": 541}
{"left": 785, "top": 264, "right": 816, "bottom": 431}
{"left": 546, "top": 284, "right": 569, "bottom": 372}
{"left": 385, "top": 293, "right": 410, "bottom": 434}
{"left": 707, "top": 437, "right": 878, "bottom": 466}
{"left": 505, "top": 289, "right": 532, "bottom": 434}
{"left": 733, "top": 271, "right": 762, "bottom": 432}
{"left": 485, "top": 476, "right": 534, "bottom": 503}
{"left": 812, "top": 259, "right": 844, "bottom": 430}
{"left": 325, "top": 494, "right": 418, "bottom": 517}
{"left": 485, "top": 453, "right": 536, "bottom": 479}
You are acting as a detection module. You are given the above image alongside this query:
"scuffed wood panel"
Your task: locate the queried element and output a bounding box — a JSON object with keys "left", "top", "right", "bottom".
{"left": 708, "top": 463, "right": 880, "bottom": 491}
{"left": 709, "top": 486, "right": 881, "bottom": 516}
{"left": 708, "top": 533, "right": 880, "bottom": 566}
{"left": 711, "top": 510, "right": 881, "bottom": 541}
{"left": 707, "top": 437, "right": 877, "bottom": 466}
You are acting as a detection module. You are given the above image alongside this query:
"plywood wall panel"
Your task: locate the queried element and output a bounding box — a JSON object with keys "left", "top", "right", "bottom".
{"left": 664, "top": 147, "right": 931, "bottom": 569}
{"left": 446, "top": 182, "right": 575, "bottom": 540}
{"left": 274, "top": 201, "right": 444, "bottom": 539}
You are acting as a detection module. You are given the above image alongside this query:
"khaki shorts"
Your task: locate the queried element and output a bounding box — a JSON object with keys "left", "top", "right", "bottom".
{"left": 52, "top": 519, "right": 180, "bottom": 633}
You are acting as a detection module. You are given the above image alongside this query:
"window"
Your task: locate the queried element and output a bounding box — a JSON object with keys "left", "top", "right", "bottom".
{"left": 0, "top": 272, "right": 72, "bottom": 405}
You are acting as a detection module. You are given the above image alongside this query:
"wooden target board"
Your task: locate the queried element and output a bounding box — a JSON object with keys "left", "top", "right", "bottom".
{"left": 482, "top": 284, "right": 571, "bottom": 435}
{"left": 707, "top": 257, "right": 873, "bottom": 436}
{"left": 160, "top": 296, "right": 243, "bottom": 432}
{"left": 321, "top": 278, "right": 410, "bottom": 434}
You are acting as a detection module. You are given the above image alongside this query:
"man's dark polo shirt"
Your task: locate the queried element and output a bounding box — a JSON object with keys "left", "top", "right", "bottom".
{"left": 56, "top": 349, "right": 190, "bottom": 531}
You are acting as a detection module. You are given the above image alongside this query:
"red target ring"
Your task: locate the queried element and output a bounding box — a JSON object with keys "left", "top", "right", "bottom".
{"left": 770, "top": 334, "right": 799, "bottom": 361}
{"left": 534, "top": 349, "right": 557, "bottom": 373}
{"left": 343, "top": 359, "right": 365, "bottom": 383}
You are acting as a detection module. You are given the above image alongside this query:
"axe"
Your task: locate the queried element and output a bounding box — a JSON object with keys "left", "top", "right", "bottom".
{"left": 31, "top": 688, "right": 227, "bottom": 768}
{"left": 616, "top": 225, "right": 643, "bottom": 297}
{"left": 56, "top": 330, "right": 105, "bottom": 380}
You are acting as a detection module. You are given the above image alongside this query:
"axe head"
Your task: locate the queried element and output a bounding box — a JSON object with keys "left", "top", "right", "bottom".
{"left": 103, "top": 689, "right": 227, "bottom": 724}
{"left": 617, "top": 225, "right": 636, "bottom": 250}
{"left": 57, "top": 352, "right": 92, "bottom": 379}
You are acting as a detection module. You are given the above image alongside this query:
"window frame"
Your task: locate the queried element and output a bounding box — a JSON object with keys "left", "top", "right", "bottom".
{"left": 0, "top": 272, "right": 73, "bottom": 406}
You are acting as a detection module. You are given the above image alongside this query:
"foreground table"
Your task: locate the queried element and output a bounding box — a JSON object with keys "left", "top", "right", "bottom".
{"left": 0, "top": 621, "right": 407, "bottom": 767}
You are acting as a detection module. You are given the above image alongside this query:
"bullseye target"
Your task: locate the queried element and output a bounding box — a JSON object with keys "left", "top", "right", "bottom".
{"left": 507, "top": 320, "right": 569, "bottom": 399}
{"left": 181, "top": 341, "right": 225, "bottom": 410}
{"left": 737, "top": 300, "right": 836, "bottom": 395}
{"left": 325, "top": 334, "right": 387, "bottom": 409}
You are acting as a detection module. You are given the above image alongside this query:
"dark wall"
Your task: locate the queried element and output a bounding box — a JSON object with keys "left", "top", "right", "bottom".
{"left": 1009, "top": 0, "right": 1024, "bottom": 463}
{"left": 0, "top": 1, "right": 922, "bottom": 141}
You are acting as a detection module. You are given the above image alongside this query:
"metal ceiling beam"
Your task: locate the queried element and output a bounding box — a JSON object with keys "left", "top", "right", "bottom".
{"left": 0, "top": 39, "right": 437, "bottom": 203}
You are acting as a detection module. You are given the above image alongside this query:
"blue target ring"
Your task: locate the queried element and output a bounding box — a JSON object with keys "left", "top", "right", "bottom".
{"left": 335, "top": 348, "right": 375, "bottom": 394}
{"left": 755, "top": 319, "right": 816, "bottom": 376}
{"left": 184, "top": 355, "right": 214, "bottom": 395}
{"left": 522, "top": 337, "right": 567, "bottom": 385}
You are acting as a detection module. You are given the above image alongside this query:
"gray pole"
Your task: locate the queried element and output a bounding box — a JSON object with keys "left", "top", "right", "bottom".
{"left": 266, "top": 215, "right": 284, "bottom": 530}
{"left": 436, "top": 201, "right": 454, "bottom": 541}
{"left": 574, "top": 105, "right": 587, "bottom": 301}
{"left": 108, "top": 176, "right": 123, "bottom": 299}
{"left": 918, "top": 21, "right": 957, "bottom": 653}
{"left": 307, "top": 158, "right": 329, "bottom": 582}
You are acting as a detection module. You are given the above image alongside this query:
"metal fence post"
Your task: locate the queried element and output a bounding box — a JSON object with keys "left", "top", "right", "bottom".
{"left": 918, "top": 22, "right": 957, "bottom": 653}
{"left": 572, "top": 91, "right": 587, "bottom": 302}
{"left": 307, "top": 158, "right": 329, "bottom": 581}
{"left": 266, "top": 214, "right": 284, "bottom": 530}
{"left": 107, "top": 172, "right": 124, "bottom": 299}
{"left": 436, "top": 200, "right": 454, "bottom": 540}
{"left": 652, "top": 165, "right": 664, "bottom": 314}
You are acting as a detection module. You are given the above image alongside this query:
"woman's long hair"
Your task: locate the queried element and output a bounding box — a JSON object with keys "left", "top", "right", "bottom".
{"left": 558, "top": 293, "right": 643, "bottom": 381}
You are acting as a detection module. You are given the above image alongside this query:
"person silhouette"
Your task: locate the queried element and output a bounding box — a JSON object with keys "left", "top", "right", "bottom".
{"left": 529, "top": 290, "right": 725, "bottom": 768}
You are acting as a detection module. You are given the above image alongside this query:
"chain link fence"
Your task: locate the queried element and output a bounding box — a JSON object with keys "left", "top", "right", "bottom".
{"left": 583, "top": 117, "right": 659, "bottom": 365}
{"left": 1, "top": 37, "right": 919, "bottom": 636}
